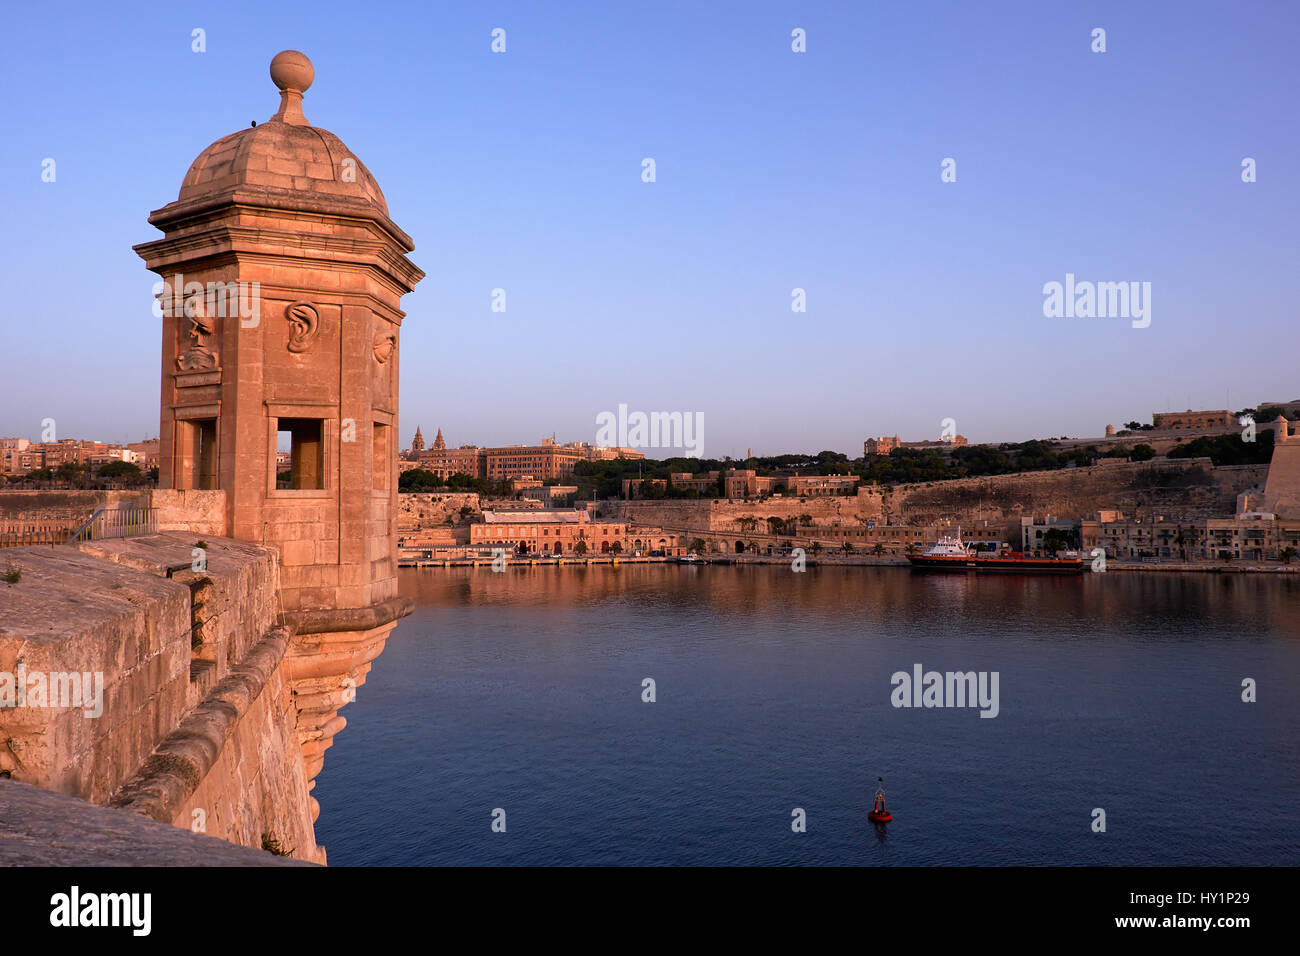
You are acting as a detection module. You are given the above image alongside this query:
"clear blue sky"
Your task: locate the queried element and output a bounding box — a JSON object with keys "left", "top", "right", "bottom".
{"left": 1, "top": 0, "right": 1296, "bottom": 458}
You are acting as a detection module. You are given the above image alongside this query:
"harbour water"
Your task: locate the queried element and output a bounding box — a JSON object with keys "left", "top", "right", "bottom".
{"left": 314, "top": 565, "right": 1300, "bottom": 865}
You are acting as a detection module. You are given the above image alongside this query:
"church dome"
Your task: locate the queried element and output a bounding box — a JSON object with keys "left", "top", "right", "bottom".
{"left": 175, "top": 51, "right": 389, "bottom": 215}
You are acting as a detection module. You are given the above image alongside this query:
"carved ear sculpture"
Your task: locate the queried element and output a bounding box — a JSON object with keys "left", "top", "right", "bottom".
{"left": 286, "top": 301, "right": 320, "bottom": 353}
{"left": 372, "top": 330, "right": 397, "bottom": 364}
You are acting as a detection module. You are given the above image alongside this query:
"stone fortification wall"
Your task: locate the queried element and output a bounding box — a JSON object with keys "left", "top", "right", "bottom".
{"left": 877, "top": 458, "right": 1265, "bottom": 526}
{"left": 0, "top": 533, "right": 321, "bottom": 862}
{"left": 603, "top": 459, "right": 1267, "bottom": 536}
{"left": 398, "top": 492, "right": 481, "bottom": 529}
{"left": 0, "top": 488, "right": 226, "bottom": 538}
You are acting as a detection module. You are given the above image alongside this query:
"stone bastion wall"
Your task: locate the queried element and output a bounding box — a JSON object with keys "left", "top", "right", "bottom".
{"left": 0, "top": 488, "right": 386, "bottom": 864}
{"left": 602, "top": 458, "right": 1269, "bottom": 539}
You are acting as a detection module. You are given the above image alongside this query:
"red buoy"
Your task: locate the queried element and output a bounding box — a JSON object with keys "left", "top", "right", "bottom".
{"left": 869, "top": 777, "right": 891, "bottom": 823}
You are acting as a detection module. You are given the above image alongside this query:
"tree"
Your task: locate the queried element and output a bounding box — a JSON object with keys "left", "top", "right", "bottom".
{"left": 56, "top": 461, "right": 90, "bottom": 484}
{"left": 871, "top": 543, "right": 885, "bottom": 556}
{"left": 841, "top": 541, "right": 854, "bottom": 553}
{"left": 689, "top": 539, "right": 706, "bottom": 553}
{"left": 97, "top": 460, "right": 142, "bottom": 480}
{"left": 573, "top": 539, "right": 588, "bottom": 556}
{"left": 1176, "top": 526, "right": 1202, "bottom": 560}
{"left": 1130, "top": 444, "right": 1157, "bottom": 462}
{"left": 399, "top": 468, "right": 445, "bottom": 492}
{"left": 1168, "top": 431, "right": 1274, "bottom": 466}
{"left": 1280, "top": 546, "right": 1297, "bottom": 565}
{"left": 610, "top": 541, "right": 623, "bottom": 555}
{"left": 766, "top": 516, "right": 785, "bottom": 535}
{"left": 810, "top": 541, "right": 822, "bottom": 555}
{"left": 904, "top": 543, "right": 918, "bottom": 555}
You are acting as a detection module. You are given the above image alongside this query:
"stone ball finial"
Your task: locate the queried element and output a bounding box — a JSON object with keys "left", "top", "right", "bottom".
{"left": 270, "top": 50, "right": 314, "bottom": 93}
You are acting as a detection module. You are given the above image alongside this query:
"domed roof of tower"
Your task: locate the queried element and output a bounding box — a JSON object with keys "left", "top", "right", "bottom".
{"left": 175, "top": 51, "right": 388, "bottom": 214}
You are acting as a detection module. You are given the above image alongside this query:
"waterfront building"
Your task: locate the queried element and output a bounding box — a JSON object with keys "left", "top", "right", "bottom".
{"left": 1020, "top": 515, "right": 1082, "bottom": 553}
{"left": 470, "top": 509, "right": 629, "bottom": 554}
{"left": 788, "top": 520, "right": 1002, "bottom": 554}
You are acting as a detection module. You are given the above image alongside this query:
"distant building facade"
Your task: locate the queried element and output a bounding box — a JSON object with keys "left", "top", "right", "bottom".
{"left": 0, "top": 437, "right": 156, "bottom": 476}
{"left": 407, "top": 429, "right": 644, "bottom": 480}
{"left": 865, "top": 434, "right": 967, "bottom": 455}
{"left": 470, "top": 509, "right": 629, "bottom": 554}
{"left": 1151, "top": 409, "right": 1236, "bottom": 431}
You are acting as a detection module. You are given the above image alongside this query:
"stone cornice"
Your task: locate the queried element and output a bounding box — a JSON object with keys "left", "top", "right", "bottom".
{"left": 146, "top": 185, "right": 415, "bottom": 250}
{"left": 277, "top": 596, "right": 414, "bottom": 635}
{"left": 134, "top": 223, "right": 425, "bottom": 296}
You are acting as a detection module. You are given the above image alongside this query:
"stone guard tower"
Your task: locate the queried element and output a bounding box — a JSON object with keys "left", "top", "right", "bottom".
{"left": 134, "top": 51, "right": 424, "bottom": 814}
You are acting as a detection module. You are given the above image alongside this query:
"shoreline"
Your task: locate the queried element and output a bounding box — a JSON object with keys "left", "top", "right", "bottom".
{"left": 398, "top": 554, "right": 1300, "bottom": 574}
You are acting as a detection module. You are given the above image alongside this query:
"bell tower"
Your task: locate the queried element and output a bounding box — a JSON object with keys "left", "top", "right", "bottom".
{"left": 135, "top": 50, "right": 425, "bottom": 813}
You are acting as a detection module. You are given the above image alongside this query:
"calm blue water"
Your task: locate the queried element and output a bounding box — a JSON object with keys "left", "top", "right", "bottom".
{"left": 314, "top": 566, "right": 1300, "bottom": 865}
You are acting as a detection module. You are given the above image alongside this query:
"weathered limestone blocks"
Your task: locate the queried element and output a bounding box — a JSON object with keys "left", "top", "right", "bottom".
{"left": 604, "top": 458, "right": 1269, "bottom": 535}
{"left": 0, "top": 533, "right": 322, "bottom": 863}
{"left": 0, "top": 489, "right": 225, "bottom": 538}
{"left": 0, "top": 545, "right": 191, "bottom": 802}
{"left": 0, "top": 490, "right": 152, "bottom": 525}
{"left": 111, "top": 626, "right": 321, "bottom": 863}
{"left": 880, "top": 458, "right": 1267, "bottom": 526}
{"left": 0, "top": 778, "right": 314, "bottom": 866}
{"left": 152, "top": 489, "right": 227, "bottom": 536}
{"left": 398, "top": 493, "right": 483, "bottom": 531}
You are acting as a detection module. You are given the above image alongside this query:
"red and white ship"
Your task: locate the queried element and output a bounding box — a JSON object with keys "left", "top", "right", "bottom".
{"left": 906, "top": 530, "right": 1085, "bottom": 575}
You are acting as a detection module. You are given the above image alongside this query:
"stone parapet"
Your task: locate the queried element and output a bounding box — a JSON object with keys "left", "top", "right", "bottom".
{"left": 0, "top": 778, "right": 314, "bottom": 867}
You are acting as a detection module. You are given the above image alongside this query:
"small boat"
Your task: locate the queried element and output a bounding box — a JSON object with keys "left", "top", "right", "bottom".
{"left": 907, "top": 529, "right": 1084, "bottom": 575}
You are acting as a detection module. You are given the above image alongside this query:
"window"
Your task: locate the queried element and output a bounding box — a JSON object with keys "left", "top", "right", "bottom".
{"left": 373, "top": 422, "right": 389, "bottom": 490}
{"left": 178, "top": 418, "right": 217, "bottom": 490}
{"left": 277, "top": 418, "right": 324, "bottom": 490}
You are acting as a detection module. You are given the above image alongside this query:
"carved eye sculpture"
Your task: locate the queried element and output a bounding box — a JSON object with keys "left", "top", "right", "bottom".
{"left": 286, "top": 301, "right": 320, "bottom": 353}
